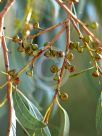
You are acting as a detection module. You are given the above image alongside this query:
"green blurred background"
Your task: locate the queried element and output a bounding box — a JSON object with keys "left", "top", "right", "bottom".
{"left": 0, "top": 0, "right": 102, "bottom": 136}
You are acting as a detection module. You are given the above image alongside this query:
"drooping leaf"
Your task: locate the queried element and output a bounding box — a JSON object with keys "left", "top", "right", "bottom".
{"left": 13, "top": 91, "right": 45, "bottom": 129}
{"left": 13, "top": 89, "right": 51, "bottom": 136}
{"left": 69, "top": 66, "right": 94, "bottom": 78}
{"left": 56, "top": 98, "right": 70, "bottom": 136}
{"left": 96, "top": 92, "right": 102, "bottom": 136}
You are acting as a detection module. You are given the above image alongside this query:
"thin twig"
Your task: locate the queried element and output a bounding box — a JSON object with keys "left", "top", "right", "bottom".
{"left": 0, "top": 0, "right": 15, "bottom": 136}
{"left": 55, "top": 0, "right": 102, "bottom": 46}
{"left": 28, "top": 19, "right": 68, "bottom": 39}
{"left": 17, "top": 26, "right": 66, "bottom": 76}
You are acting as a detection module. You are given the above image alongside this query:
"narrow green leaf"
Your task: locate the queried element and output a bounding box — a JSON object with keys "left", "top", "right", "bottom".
{"left": 56, "top": 98, "right": 70, "bottom": 136}
{"left": 69, "top": 66, "right": 94, "bottom": 78}
{"left": 13, "top": 91, "right": 45, "bottom": 129}
{"left": 13, "top": 88, "right": 51, "bottom": 136}
{"left": 96, "top": 92, "right": 102, "bottom": 136}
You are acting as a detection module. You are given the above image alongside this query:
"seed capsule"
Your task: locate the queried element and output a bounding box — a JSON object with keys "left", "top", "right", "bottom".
{"left": 50, "top": 64, "right": 59, "bottom": 73}
{"left": 8, "top": 69, "right": 16, "bottom": 76}
{"left": 44, "top": 50, "right": 51, "bottom": 57}
{"left": 66, "top": 52, "right": 74, "bottom": 61}
{"left": 26, "top": 69, "right": 33, "bottom": 77}
{"left": 13, "top": 77, "right": 20, "bottom": 85}
{"left": 68, "top": 65, "right": 75, "bottom": 73}
{"left": 96, "top": 47, "right": 102, "bottom": 53}
{"left": 92, "top": 70, "right": 100, "bottom": 77}
{"left": 77, "top": 46, "right": 84, "bottom": 53}
{"left": 12, "top": 35, "right": 21, "bottom": 43}
{"left": 25, "top": 47, "right": 33, "bottom": 55}
{"left": 70, "top": 42, "right": 80, "bottom": 49}
{"left": 33, "top": 22, "right": 40, "bottom": 29}
{"left": 17, "top": 43, "right": 25, "bottom": 52}
{"left": 89, "top": 22, "right": 99, "bottom": 30}
{"left": 31, "top": 44, "right": 38, "bottom": 50}
{"left": 59, "top": 92, "right": 69, "bottom": 101}
{"left": 95, "top": 53, "right": 102, "bottom": 60}
{"left": 44, "top": 42, "right": 49, "bottom": 47}
{"left": 83, "top": 35, "right": 93, "bottom": 43}
{"left": 53, "top": 74, "right": 60, "bottom": 81}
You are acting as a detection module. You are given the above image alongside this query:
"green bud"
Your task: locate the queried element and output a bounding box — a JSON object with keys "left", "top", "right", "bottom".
{"left": 50, "top": 64, "right": 59, "bottom": 73}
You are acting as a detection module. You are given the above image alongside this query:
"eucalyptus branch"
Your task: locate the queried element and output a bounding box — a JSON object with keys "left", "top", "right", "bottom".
{"left": 55, "top": 0, "right": 102, "bottom": 46}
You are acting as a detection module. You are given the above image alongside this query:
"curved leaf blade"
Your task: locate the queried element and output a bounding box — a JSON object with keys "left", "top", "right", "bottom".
{"left": 56, "top": 98, "right": 70, "bottom": 136}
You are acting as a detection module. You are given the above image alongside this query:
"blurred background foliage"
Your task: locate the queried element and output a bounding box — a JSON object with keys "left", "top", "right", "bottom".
{"left": 0, "top": 0, "right": 102, "bottom": 136}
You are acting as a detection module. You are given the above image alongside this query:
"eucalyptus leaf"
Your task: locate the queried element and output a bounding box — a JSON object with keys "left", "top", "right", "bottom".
{"left": 13, "top": 89, "right": 51, "bottom": 136}
{"left": 56, "top": 99, "right": 70, "bottom": 136}
{"left": 96, "top": 92, "right": 102, "bottom": 136}
{"left": 13, "top": 91, "right": 45, "bottom": 129}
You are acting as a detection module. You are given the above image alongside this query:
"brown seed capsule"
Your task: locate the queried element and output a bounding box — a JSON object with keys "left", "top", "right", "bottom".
{"left": 50, "top": 64, "right": 59, "bottom": 73}
{"left": 68, "top": 65, "right": 75, "bottom": 73}
{"left": 59, "top": 92, "right": 69, "bottom": 101}
{"left": 25, "top": 47, "right": 33, "bottom": 55}
{"left": 13, "top": 77, "right": 20, "bottom": 85}
{"left": 95, "top": 53, "right": 102, "bottom": 60}
{"left": 96, "top": 47, "right": 102, "bottom": 53}
{"left": 12, "top": 35, "right": 22, "bottom": 43}
{"left": 92, "top": 70, "right": 100, "bottom": 77}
